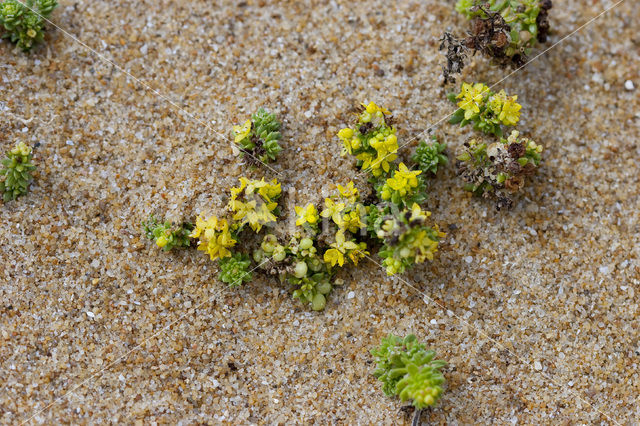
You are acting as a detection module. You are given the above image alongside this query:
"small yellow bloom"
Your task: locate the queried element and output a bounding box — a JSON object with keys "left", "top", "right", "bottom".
{"left": 362, "top": 101, "right": 391, "bottom": 116}
{"left": 320, "top": 198, "right": 346, "bottom": 226}
{"left": 156, "top": 235, "right": 168, "bottom": 248}
{"left": 498, "top": 95, "right": 521, "bottom": 126}
{"left": 409, "top": 203, "right": 430, "bottom": 222}
{"left": 338, "top": 128, "right": 354, "bottom": 139}
{"left": 341, "top": 210, "right": 363, "bottom": 233}
{"left": 337, "top": 181, "right": 359, "bottom": 202}
{"left": 295, "top": 203, "right": 319, "bottom": 227}
{"left": 190, "top": 216, "right": 236, "bottom": 261}
{"left": 323, "top": 231, "right": 359, "bottom": 267}
{"left": 457, "top": 82, "right": 490, "bottom": 120}
{"left": 26, "top": 29, "right": 37, "bottom": 38}
{"left": 12, "top": 141, "right": 32, "bottom": 157}
{"left": 381, "top": 163, "right": 422, "bottom": 201}
{"left": 233, "top": 119, "right": 252, "bottom": 143}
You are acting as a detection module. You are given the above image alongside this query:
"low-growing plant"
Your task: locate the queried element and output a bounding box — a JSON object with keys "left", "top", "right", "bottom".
{"left": 218, "top": 252, "right": 253, "bottom": 287}
{"left": 441, "top": 0, "right": 552, "bottom": 82}
{"left": 456, "top": 129, "right": 543, "bottom": 210}
{"left": 142, "top": 215, "right": 193, "bottom": 251}
{"left": 145, "top": 102, "right": 447, "bottom": 310}
{"left": 0, "top": 0, "right": 58, "bottom": 52}
{"left": 1, "top": 141, "right": 36, "bottom": 201}
{"left": 371, "top": 334, "right": 446, "bottom": 409}
{"left": 448, "top": 82, "right": 521, "bottom": 137}
{"left": 233, "top": 107, "right": 283, "bottom": 164}
{"left": 337, "top": 102, "right": 399, "bottom": 180}
{"left": 411, "top": 138, "right": 448, "bottom": 175}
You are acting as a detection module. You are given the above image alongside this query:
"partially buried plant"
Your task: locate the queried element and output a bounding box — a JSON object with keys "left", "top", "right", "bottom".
{"left": 441, "top": 0, "right": 552, "bottom": 83}
{"left": 142, "top": 215, "right": 193, "bottom": 251}
{"left": 371, "top": 334, "right": 446, "bottom": 410}
{"left": 448, "top": 82, "right": 521, "bottom": 137}
{"left": 1, "top": 141, "right": 36, "bottom": 202}
{"left": 233, "top": 108, "right": 283, "bottom": 165}
{"left": 0, "top": 0, "right": 58, "bottom": 52}
{"left": 411, "top": 138, "right": 448, "bottom": 175}
{"left": 145, "top": 102, "right": 447, "bottom": 310}
{"left": 218, "top": 252, "right": 253, "bottom": 287}
{"left": 456, "top": 129, "right": 543, "bottom": 210}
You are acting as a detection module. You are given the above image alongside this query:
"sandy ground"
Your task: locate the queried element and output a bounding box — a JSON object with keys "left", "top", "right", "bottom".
{"left": 1, "top": 0, "right": 639, "bottom": 424}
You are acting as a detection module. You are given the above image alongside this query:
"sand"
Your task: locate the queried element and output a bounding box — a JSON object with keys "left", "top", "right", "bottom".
{"left": 1, "top": 0, "right": 639, "bottom": 424}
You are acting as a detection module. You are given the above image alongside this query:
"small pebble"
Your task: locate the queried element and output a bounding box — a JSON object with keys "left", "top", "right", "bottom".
{"left": 624, "top": 80, "right": 635, "bottom": 91}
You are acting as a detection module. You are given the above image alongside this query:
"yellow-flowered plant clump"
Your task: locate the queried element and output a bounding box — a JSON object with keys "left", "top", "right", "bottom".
{"left": 229, "top": 177, "right": 281, "bottom": 232}
{"left": 377, "top": 163, "right": 426, "bottom": 208}
{"left": 374, "top": 204, "right": 444, "bottom": 275}
{"left": 146, "top": 102, "right": 452, "bottom": 310}
{"left": 337, "top": 102, "right": 399, "bottom": 178}
{"left": 294, "top": 203, "right": 319, "bottom": 227}
{"left": 448, "top": 82, "right": 521, "bottom": 137}
{"left": 190, "top": 215, "right": 237, "bottom": 261}
{"left": 336, "top": 101, "right": 445, "bottom": 277}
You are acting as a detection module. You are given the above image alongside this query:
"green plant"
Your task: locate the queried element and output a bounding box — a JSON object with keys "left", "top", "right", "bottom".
{"left": 371, "top": 204, "right": 444, "bottom": 276}
{"left": 456, "top": 130, "right": 543, "bottom": 210}
{"left": 371, "top": 334, "right": 446, "bottom": 409}
{"left": 337, "top": 102, "right": 398, "bottom": 180}
{"left": 412, "top": 138, "right": 448, "bottom": 175}
{"left": 0, "top": 0, "right": 58, "bottom": 52}
{"left": 441, "top": 0, "right": 552, "bottom": 81}
{"left": 376, "top": 163, "right": 426, "bottom": 208}
{"left": 142, "top": 215, "right": 193, "bottom": 251}
{"left": 233, "top": 108, "right": 283, "bottom": 164}
{"left": 218, "top": 252, "right": 253, "bottom": 287}
{"left": 0, "top": 141, "right": 36, "bottom": 201}
{"left": 448, "top": 82, "right": 521, "bottom": 137}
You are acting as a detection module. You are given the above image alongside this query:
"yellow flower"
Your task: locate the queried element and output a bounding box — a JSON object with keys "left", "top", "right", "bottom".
{"left": 347, "top": 242, "right": 368, "bottom": 265}
{"left": 323, "top": 231, "right": 359, "bottom": 267}
{"left": 338, "top": 128, "right": 358, "bottom": 155}
{"left": 190, "top": 216, "right": 236, "bottom": 261}
{"left": 338, "top": 128, "right": 354, "bottom": 139}
{"left": 360, "top": 133, "right": 398, "bottom": 176}
{"left": 241, "top": 177, "right": 281, "bottom": 202}
{"left": 409, "top": 203, "right": 430, "bottom": 222}
{"left": 156, "top": 235, "right": 168, "bottom": 248}
{"left": 410, "top": 230, "right": 439, "bottom": 263}
{"left": 320, "top": 198, "right": 346, "bottom": 226}
{"left": 487, "top": 90, "right": 505, "bottom": 115}
{"left": 12, "top": 141, "right": 32, "bottom": 156}
{"left": 498, "top": 95, "right": 521, "bottom": 126}
{"left": 457, "top": 82, "right": 490, "bottom": 120}
{"left": 233, "top": 119, "right": 252, "bottom": 143}
{"left": 337, "top": 181, "right": 359, "bottom": 202}
{"left": 362, "top": 101, "right": 390, "bottom": 116}
{"left": 295, "top": 203, "right": 319, "bottom": 227}
{"left": 231, "top": 199, "right": 277, "bottom": 232}
{"left": 341, "top": 210, "right": 363, "bottom": 233}
{"left": 381, "top": 163, "right": 422, "bottom": 201}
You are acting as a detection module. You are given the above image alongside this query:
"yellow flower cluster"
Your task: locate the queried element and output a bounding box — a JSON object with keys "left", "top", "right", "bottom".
{"left": 488, "top": 90, "right": 522, "bottom": 126}
{"left": 379, "top": 163, "right": 422, "bottom": 203}
{"left": 11, "top": 141, "right": 32, "bottom": 157}
{"left": 337, "top": 101, "right": 398, "bottom": 177}
{"left": 323, "top": 230, "right": 368, "bottom": 267}
{"left": 190, "top": 216, "right": 236, "bottom": 261}
{"left": 233, "top": 119, "right": 252, "bottom": 143}
{"left": 295, "top": 203, "right": 319, "bottom": 227}
{"left": 357, "top": 133, "right": 398, "bottom": 176}
{"left": 457, "top": 82, "right": 490, "bottom": 120}
{"left": 229, "top": 177, "right": 281, "bottom": 232}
